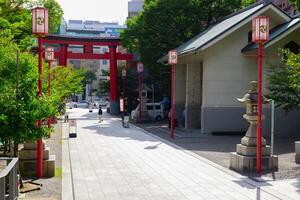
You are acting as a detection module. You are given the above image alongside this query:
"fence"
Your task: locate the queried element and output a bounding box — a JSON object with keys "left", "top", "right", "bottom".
{"left": 0, "top": 157, "right": 18, "bottom": 200}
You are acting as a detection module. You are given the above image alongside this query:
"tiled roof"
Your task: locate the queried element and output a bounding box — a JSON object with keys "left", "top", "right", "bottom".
{"left": 158, "top": 1, "right": 290, "bottom": 62}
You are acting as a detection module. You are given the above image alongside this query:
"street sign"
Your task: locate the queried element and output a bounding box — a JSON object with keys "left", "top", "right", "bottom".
{"left": 168, "top": 50, "right": 178, "bottom": 65}
{"left": 252, "top": 16, "right": 269, "bottom": 43}
{"left": 137, "top": 62, "right": 144, "bottom": 73}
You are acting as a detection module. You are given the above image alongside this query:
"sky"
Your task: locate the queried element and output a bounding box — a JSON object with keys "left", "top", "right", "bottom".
{"left": 56, "top": 0, "right": 129, "bottom": 25}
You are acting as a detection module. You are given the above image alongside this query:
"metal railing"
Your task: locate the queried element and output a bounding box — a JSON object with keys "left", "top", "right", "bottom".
{"left": 0, "top": 158, "right": 18, "bottom": 200}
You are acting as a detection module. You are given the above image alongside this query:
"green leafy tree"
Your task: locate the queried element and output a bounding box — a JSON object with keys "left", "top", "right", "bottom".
{"left": 121, "top": 0, "right": 253, "bottom": 100}
{"left": 268, "top": 50, "right": 300, "bottom": 111}
{"left": 290, "top": 0, "right": 300, "bottom": 10}
{"left": 0, "top": 37, "right": 52, "bottom": 155}
{"left": 0, "top": 0, "right": 63, "bottom": 50}
{"left": 99, "top": 70, "right": 110, "bottom": 95}
{"left": 42, "top": 64, "right": 85, "bottom": 113}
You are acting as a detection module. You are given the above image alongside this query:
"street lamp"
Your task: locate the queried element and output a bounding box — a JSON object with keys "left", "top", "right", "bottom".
{"left": 168, "top": 50, "right": 178, "bottom": 139}
{"left": 137, "top": 62, "right": 144, "bottom": 124}
{"left": 252, "top": 16, "right": 269, "bottom": 175}
{"left": 45, "top": 47, "right": 54, "bottom": 130}
{"left": 32, "top": 6, "right": 48, "bottom": 178}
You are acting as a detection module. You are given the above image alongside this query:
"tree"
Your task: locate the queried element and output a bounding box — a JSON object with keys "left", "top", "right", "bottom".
{"left": 0, "top": 37, "right": 53, "bottom": 155}
{"left": 121, "top": 0, "right": 253, "bottom": 99}
{"left": 82, "top": 70, "right": 97, "bottom": 98}
{"left": 268, "top": 50, "right": 300, "bottom": 111}
{"left": 289, "top": 0, "right": 300, "bottom": 10}
{"left": 45, "top": 65, "right": 85, "bottom": 113}
{"left": 0, "top": 0, "right": 63, "bottom": 50}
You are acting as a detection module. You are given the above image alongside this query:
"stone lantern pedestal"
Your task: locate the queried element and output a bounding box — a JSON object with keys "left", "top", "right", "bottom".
{"left": 229, "top": 81, "right": 278, "bottom": 172}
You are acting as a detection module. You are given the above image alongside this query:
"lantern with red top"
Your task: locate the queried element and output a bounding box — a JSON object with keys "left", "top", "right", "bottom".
{"left": 32, "top": 6, "right": 49, "bottom": 179}
{"left": 252, "top": 16, "right": 269, "bottom": 43}
{"left": 32, "top": 7, "right": 49, "bottom": 35}
{"left": 168, "top": 50, "right": 177, "bottom": 139}
{"left": 45, "top": 47, "right": 54, "bottom": 61}
{"left": 251, "top": 16, "right": 270, "bottom": 175}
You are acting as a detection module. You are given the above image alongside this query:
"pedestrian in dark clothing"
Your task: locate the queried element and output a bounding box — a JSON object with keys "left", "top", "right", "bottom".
{"left": 98, "top": 106, "right": 103, "bottom": 123}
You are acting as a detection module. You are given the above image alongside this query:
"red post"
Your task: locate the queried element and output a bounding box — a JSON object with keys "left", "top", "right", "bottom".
{"left": 122, "top": 75, "right": 126, "bottom": 105}
{"left": 109, "top": 46, "right": 119, "bottom": 115}
{"left": 37, "top": 36, "right": 43, "bottom": 178}
{"left": 138, "top": 74, "right": 142, "bottom": 124}
{"left": 47, "top": 60, "right": 51, "bottom": 129}
{"left": 59, "top": 44, "right": 68, "bottom": 66}
{"left": 257, "top": 43, "right": 263, "bottom": 174}
{"left": 170, "top": 64, "right": 175, "bottom": 139}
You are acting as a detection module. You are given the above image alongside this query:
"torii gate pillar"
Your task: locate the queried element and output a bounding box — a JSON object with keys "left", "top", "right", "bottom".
{"left": 109, "top": 45, "right": 119, "bottom": 115}
{"left": 59, "top": 44, "right": 68, "bottom": 66}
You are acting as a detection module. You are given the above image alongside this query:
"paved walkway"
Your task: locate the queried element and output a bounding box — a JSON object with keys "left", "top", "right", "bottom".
{"left": 62, "top": 108, "right": 300, "bottom": 200}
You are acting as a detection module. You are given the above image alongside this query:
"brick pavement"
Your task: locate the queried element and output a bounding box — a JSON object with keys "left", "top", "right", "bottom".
{"left": 62, "top": 108, "right": 300, "bottom": 200}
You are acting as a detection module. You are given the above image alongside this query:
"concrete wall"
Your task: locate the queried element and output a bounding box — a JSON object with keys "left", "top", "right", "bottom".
{"left": 197, "top": 17, "right": 300, "bottom": 134}
{"left": 174, "top": 64, "right": 186, "bottom": 125}
{"left": 185, "top": 62, "right": 202, "bottom": 129}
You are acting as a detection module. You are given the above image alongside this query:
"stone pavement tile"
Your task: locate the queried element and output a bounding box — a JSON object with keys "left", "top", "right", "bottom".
{"left": 63, "top": 109, "right": 299, "bottom": 200}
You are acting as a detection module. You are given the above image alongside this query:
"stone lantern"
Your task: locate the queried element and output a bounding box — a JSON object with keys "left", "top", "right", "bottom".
{"left": 230, "top": 81, "right": 278, "bottom": 172}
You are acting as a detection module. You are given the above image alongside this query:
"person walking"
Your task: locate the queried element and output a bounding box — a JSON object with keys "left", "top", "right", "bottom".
{"left": 98, "top": 106, "right": 103, "bottom": 123}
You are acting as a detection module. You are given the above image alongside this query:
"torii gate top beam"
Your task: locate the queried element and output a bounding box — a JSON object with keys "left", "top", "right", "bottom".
{"left": 43, "top": 34, "right": 121, "bottom": 46}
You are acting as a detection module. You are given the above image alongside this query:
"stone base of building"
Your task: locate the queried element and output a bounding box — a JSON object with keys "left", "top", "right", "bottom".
{"left": 19, "top": 141, "right": 55, "bottom": 178}
{"left": 296, "top": 141, "right": 300, "bottom": 164}
{"left": 295, "top": 154, "right": 300, "bottom": 164}
{"left": 230, "top": 152, "right": 278, "bottom": 172}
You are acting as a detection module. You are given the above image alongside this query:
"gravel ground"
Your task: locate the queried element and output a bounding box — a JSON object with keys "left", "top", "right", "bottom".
{"left": 138, "top": 120, "right": 300, "bottom": 180}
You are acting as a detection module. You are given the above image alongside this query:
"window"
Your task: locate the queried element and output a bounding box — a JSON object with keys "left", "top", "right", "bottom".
{"left": 155, "top": 105, "right": 161, "bottom": 110}
{"left": 147, "top": 106, "right": 153, "bottom": 110}
{"left": 102, "top": 60, "right": 108, "bottom": 65}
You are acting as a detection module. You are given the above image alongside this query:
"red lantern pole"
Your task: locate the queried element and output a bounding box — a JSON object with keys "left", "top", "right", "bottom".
{"left": 47, "top": 60, "right": 51, "bottom": 129}
{"left": 168, "top": 50, "right": 177, "bottom": 139}
{"left": 252, "top": 16, "right": 269, "bottom": 175}
{"left": 170, "top": 63, "right": 175, "bottom": 139}
{"left": 37, "top": 36, "right": 43, "bottom": 178}
{"left": 257, "top": 42, "right": 263, "bottom": 174}
{"left": 138, "top": 74, "right": 142, "bottom": 124}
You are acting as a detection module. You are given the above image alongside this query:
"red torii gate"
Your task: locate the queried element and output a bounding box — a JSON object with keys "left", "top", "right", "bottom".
{"left": 43, "top": 34, "right": 133, "bottom": 115}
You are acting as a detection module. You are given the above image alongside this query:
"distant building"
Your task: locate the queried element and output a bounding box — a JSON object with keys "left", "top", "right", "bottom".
{"left": 128, "top": 0, "right": 144, "bottom": 19}
{"left": 58, "top": 20, "right": 127, "bottom": 100}
{"left": 59, "top": 20, "right": 126, "bottom": 38}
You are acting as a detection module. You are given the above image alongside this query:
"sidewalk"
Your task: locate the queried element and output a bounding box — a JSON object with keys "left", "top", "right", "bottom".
{"left": 62, "top": 108, "right": 300, "bottom": 200}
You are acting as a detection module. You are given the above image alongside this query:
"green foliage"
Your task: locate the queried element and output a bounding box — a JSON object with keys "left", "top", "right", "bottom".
{"left": 0, "top": 37, "right": 52, "bottom": 144}
{"left": 121, "top": 0, "right": 251, "bottom": 99}
{"left": 99, "top": 70, "right": 110, "bottom": 94}
{"left": 48, "top": 65, "right": 85, "bottom": 114}
{"left": 39, "top": 0, "right": 64, "bottom": 33}
{"left": 289, "top": 0, "right": 300, "bottom": 11}
{"left": 242, "top": 0, "right": 256, "bottom": 8}
{"left": 0, "top": 0, "right": 63, "bottom": 50}
{"left": 268, "top": 50, "right": 300, "bottom": 111}
{"left": 83, "top": 70, "right": 97, "bottom": 85}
